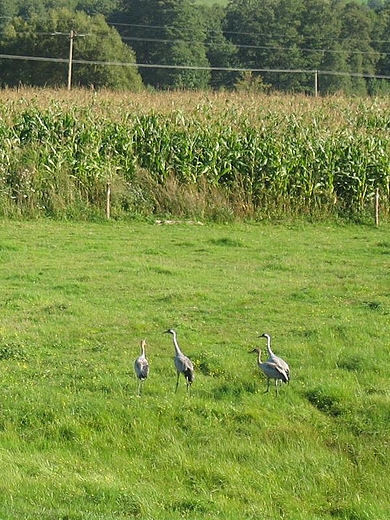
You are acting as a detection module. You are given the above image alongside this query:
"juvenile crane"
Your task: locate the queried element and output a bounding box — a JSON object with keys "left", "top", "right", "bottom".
{"left": 249, "top": 347, "right": 289, "bottom": 396}
{"left": 134, "top": 339, "right": 149, "bottom": 396}
{"left": 259, "top": 332, "right": 290, "bottom": 382}
{"left": 164, "top": 329, "right": 194, "bottom": 394}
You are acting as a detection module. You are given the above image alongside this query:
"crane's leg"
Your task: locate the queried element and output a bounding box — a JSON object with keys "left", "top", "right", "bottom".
{"left": 175, "top": 372, "right": 180, "bottom": 393}
{"left": 136, "top": 379, "right": 141, "bottom": 397}
{"left": 275, "top": 380, "right": 279, "bottom": 396}
{"left": 264, "top": 378, "right": 270, "bottom": 393}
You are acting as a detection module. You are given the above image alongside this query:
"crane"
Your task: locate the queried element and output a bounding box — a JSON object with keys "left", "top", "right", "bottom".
{"left": 134, "top": 339, "right": 149, "bottom": 396}
{"left": 164, "top": 329, "right": 194, "bottom": 394}
{"left": 249, "top": 347, "right": 289, "bottom": 395}
{"left": 259, "top": 333, "right": 290, "bottom": 382}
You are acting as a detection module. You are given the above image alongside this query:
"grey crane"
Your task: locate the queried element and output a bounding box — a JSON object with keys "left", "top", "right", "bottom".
{"left": 134, "top": 339, "right": 149, "bottom": 396}
{"left": 259, "top": 332, "right": 290, "bottom": 382}
{"left": 164, "top": 328, "right": 194, "bottom": 394}
{"left": 249, "top": 347, "right": 289, "bottom": 395}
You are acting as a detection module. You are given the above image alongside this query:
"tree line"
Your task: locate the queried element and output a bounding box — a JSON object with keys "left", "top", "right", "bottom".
{"left": 1, "top": 0, "right": 390, "bottom": 94}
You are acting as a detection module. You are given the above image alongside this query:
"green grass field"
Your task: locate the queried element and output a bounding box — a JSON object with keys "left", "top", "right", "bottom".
{"left": 1, "top": 219, "right": 390, "bottom": 519}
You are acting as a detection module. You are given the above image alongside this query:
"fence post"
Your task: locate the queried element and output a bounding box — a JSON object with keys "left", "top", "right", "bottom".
{"left": 375, "top": 187, "right": 379, "bottom": 227}
{"left": 106, "top": 182, "right": 111, "bottom": 219}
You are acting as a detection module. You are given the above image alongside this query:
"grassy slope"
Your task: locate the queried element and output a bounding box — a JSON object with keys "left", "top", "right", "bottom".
{"left": 0, "top": 220, "right": 389, "bottom": 519}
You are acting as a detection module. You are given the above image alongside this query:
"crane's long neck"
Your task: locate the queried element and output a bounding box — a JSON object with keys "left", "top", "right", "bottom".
{"left": 265, "top": 335, "right": 273, "bottom": 356}
{"left": 172, "top": 332, "right": 182, "bottom": 355}
{"left": 257, "top": 349, "right": 262, "bottom": 368}
{"left": 140, "top": 341, "right": 146, "bottom": 357}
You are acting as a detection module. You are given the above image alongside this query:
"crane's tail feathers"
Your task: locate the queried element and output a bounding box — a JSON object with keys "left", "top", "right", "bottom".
{"left": 184, "top": 368, "right": 195, "bottom": 383}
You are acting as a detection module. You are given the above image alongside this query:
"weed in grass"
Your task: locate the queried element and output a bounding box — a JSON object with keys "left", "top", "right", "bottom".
{"left": 193, "top": 350, "right": 225, "bottom": 377}
{"left": 0, "top": 342, "right": 27, "bottom": 360}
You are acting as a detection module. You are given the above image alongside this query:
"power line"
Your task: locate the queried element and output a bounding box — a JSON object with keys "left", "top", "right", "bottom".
{"left": 109, "top": 22, "right": 166, "bottom": 31}
{"left": 119, "top": 35, "right": 381, "bottom": 56}
{"left": 0, "top": 53, "right": 69, "bottom": 64}
{"left": 1, "top": 27, "right": 383, "bottom": 57}
{"left": 107, "top": 20, "right": 390, "bottom": 46}
{"left": 1, "top": 52, "right": 390, "bottom": 80}
{"left": 3, "top": 17, "right": 390, "bottom": 47}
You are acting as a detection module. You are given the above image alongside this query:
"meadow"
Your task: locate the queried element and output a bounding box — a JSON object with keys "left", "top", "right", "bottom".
{"left": 1, "top": 219, "right": 390, "bottom": 519}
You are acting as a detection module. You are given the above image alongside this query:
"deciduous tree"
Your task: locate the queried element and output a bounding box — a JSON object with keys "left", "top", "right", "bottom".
{"left": 0, "top": 8, "right": 143, "bottom": 89}
{"left": 119, "top": 0, "right": 210, "bottom": 89}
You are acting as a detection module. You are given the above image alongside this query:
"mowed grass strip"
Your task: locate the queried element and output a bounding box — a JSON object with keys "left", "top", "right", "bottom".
{"left": 0, "top": 220, "right": 389, "bottom": 519}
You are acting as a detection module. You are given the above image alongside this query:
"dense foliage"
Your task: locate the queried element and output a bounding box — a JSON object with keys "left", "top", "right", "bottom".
{"left": 1, "top": 0, "right": 390, "bottom": 92}
{"left": 0, "top": 90, "right": 389, "bottom": 221}
{"left": 0, "top": 8, "right": 142, "bottom": 90}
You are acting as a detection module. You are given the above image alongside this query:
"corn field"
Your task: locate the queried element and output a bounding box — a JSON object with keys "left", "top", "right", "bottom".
{"left": 0, "top": 89, "right": 389, "bottom": 221}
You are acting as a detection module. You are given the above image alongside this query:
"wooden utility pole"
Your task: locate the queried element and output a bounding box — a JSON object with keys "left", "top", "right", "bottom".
{"left": 314, "top": 70, "right": 318, "bottom": 97}
{"left": 67, "top": 30, "right": 74, "bottom": 91}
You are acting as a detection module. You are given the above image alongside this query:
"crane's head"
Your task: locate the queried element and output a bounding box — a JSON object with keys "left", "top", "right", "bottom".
{"left": 249, "top": 347, "right": 261, "bottom": 354}
{"left": 259, "top": 333, "right": 270, "bottom": 340}
{"left": 164, "top": 328, "right": 175, "bottom": 335}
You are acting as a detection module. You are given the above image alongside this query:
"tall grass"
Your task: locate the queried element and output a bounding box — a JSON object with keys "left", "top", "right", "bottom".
{"left": 0, "top": 88, "right": 389, "bottom": 220}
